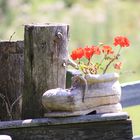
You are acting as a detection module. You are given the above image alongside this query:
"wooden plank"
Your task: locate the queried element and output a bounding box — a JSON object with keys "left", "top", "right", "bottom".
{"left": 0, "top": 112, "right": 128, "bottom": 129}
{"left": 121, "top": 81, "right": 140, "bottom": 107}
{"left": 22, "top": 23, "right": 69, "bottom": 119}
{"left": 0, "top": 41, "right": 24, "bottom": 121}
{"left": 0, "top": 113, "right": 132, "bottom": 140}
{"left": 0, "top": 120, "right": 133, "bottom": 140}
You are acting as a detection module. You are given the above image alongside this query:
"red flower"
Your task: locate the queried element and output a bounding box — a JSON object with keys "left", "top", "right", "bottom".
{"left": 71, "top": 50, "right": 77, "bottom": 60}
{"left": 113, "top": 36, "right": 130, "bottom": 47}
{"left": 76, "top": 48, "right": 84, "bottom": 59}
{"left": 70, "top": 48, "right": 84, "bottom": 60}
{"left": 91, "top": 46, "right": 101, "bottom": 55}
{"left": 114, "top": 62, "right": 122, "bottom": 70}
{"left": 102, "top": 45, "right": 114, "bottom": 54}
{"left": 84, "top": 46, "right": 94, "bottom": 60}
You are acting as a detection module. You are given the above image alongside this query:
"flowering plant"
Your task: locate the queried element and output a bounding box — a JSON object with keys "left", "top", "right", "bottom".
{"left": 70, "top": 36, "right": 130, "bottom": 75}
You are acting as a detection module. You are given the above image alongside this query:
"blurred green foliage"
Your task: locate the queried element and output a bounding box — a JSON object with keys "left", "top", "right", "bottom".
{"left": 0, "top": 0, "right": 140, "bottom": 82}
{"left": 123, "top": 105, "right": 140, "bottom": 135}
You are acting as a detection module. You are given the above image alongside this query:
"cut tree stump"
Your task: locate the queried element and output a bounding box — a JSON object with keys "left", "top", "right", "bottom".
{"left": 0, "top": 41, "right": 24, "bottom": 121}
{"left": 22, "top": 23, "right": 69, "bottom": 119}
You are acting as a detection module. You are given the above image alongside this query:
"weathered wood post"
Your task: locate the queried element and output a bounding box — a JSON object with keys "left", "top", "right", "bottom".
{"left": 0, "top": 41, "right": 24, "bottom": 120}
{"left": 22, "top": 23, "right": 69, "bottom": 119}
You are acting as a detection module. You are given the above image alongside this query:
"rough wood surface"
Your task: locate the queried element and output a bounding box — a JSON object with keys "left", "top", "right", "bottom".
{"left": 0, "top": 41, "right": 24, "bottom": 121}
{"left": 0, "top": 113, "right": 132, "bottom": 140}
{"left": 22, "top": 23, "right": 69, "bottom": 119}
{"left": 66, "top": 70, "right": 140, "bottom": 108}
{"left": 42, "top": 73, "right": 122, "bottom": 117}
{"left": 0, "top": 112, "right": 129, "bottom": 129}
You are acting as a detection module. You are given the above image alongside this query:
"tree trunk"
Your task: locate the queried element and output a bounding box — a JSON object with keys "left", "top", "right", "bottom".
{"left": 0, "top": 41, "right": 24, "bottom": 120}
{"left": 22, "top": 23, "right": 69, "bottom": 119}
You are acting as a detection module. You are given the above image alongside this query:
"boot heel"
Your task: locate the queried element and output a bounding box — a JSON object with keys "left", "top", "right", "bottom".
{"left": 94, "top": 103, "right": 122, "bottom": 114}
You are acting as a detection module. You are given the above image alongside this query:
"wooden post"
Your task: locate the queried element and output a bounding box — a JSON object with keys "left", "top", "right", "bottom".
{"left": 0, "top": 41, "right": 24, "bottom": 120}
{"left": 22, "top": 23, "right": 69, "bottom": 119}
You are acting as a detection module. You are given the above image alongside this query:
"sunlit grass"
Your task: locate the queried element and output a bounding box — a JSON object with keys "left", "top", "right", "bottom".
{"left": 123, "top": 105, "right": 140, "bottom": 136}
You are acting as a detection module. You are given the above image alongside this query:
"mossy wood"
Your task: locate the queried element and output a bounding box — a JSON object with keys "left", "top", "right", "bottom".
{"left": 0, "top": 41, "right": 24, "bottom": 120}
{"left": 22, "top": 24, "right": 69, "bottom": 119}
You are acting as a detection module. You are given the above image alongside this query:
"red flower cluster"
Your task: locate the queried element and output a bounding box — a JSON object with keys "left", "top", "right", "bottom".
{"left": 92, "top": 46, "right": 101, "bottom": 55}
{"left": 83, "top": 46, "right": 93, "bottom": 60}
{"left": 70, "top": 48, "right": 84, "bottom": 60}
{"left": 113, "top": 36, "right": 130, "bottom": 47}
{"left": 102, "top": 45, "right": 114, "bottom": 54}
{"left": 114, "top": 62, "right": 122, "bottom": 70}
{"left": 70, "top": 36, "right": 130, "bottom": 74}
{"left": 71, "top": 46, "right": 100, "bottom": 60}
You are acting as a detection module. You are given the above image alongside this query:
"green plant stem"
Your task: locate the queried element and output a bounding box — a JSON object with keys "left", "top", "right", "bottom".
{"left": 103, "top": 57, "right": 116, "bottom": 74}
{"left": 0, "top": 93, "right": 12, "bottom": 120}
{"left": 9, "top": 32, "right": 15, "bottom": 41}
{"left": 78, "top": 59, "right": 81, "bottom": 64}
{"left": 103, "top": 47, "right": 122, "bottom": 74}
{"left": 87, "top": 58, "right": 91, "bottom": 65}
{"left": 96, "top": 54, "right": 107, "bottom": 73}
{"left": 117, "top": 46, "right": 122, "bottom": 55}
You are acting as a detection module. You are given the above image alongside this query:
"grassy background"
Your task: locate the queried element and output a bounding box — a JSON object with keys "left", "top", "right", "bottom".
{"left": 0, "top": 0, "right": 140, "bottom": 83}
{"left": 123, "top": 105, "right": 140, "bottom": 136}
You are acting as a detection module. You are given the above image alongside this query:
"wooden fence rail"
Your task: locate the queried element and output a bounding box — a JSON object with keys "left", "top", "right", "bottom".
{"left": 121, "top": 81, "right": 140, "bottom": 107}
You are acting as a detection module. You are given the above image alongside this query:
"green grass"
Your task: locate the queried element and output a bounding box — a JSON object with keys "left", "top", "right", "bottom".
{"left": 123, "top": 105, "right": 140, "bottom": 136}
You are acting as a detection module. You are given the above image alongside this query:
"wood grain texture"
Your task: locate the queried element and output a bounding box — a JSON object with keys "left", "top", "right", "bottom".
{"left": 22, "top": 24, "right": 69, "bottom": 119}
{"left": 0, "top": 113, "right": 132, "bottom": 140}
{"left": 0, "top": 41, "right": 24, "bottom": 120}
{"left": 0, "top": 112, "right": 129, "bottom": 129}
{"left": 66, "top": 70, "right": 140, "bottom": 108}
{"left": 42, "top": 73, "right": 122, "bottom": 117}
